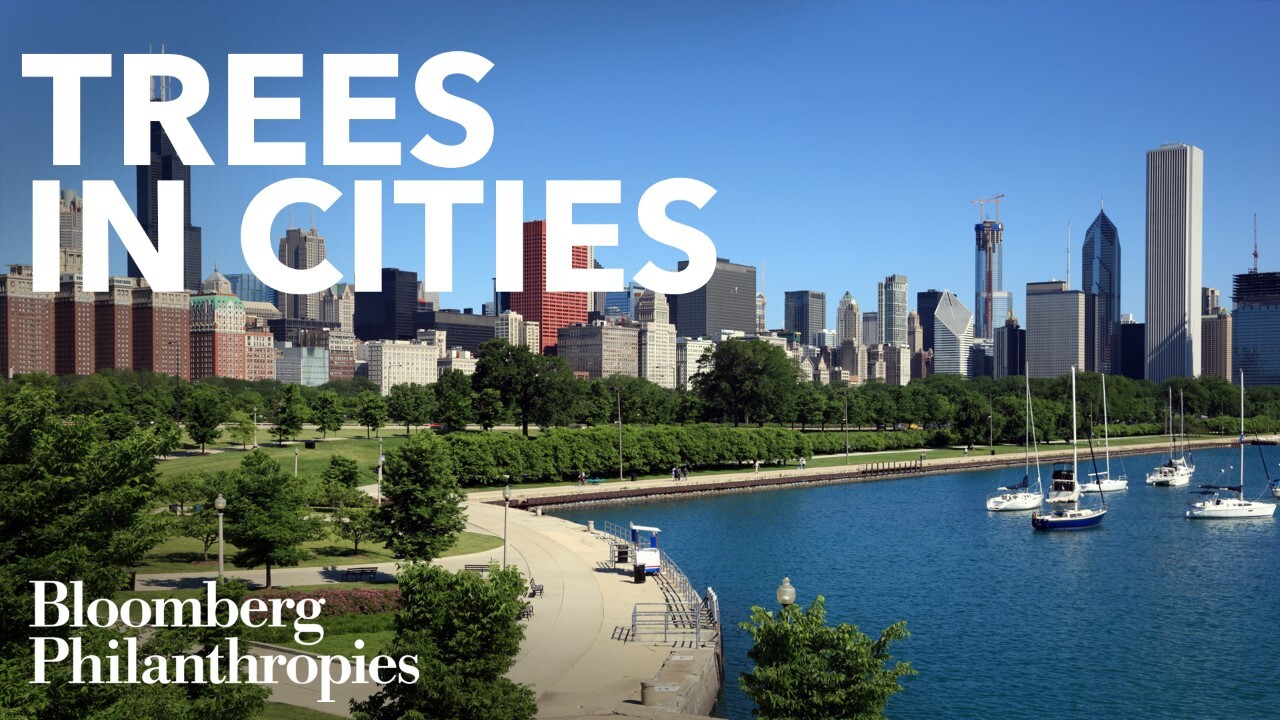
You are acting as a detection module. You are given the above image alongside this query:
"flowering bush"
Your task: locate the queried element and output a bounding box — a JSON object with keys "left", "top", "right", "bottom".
{"left": 249, "top": 586, "right": 401, "bottom": 620}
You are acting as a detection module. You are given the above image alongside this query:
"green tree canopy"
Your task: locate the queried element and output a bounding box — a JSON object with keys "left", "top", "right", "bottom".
{"left": 376, "top": 432, "right": 465, "bottom": 561}
{"left": 387, "top": 383, "right": 433, "bottom": 434}
{"left": 184, "top": 383, "right": 229, "bottom": 453}
{"left": 434, "top": 369, "right": 474, "bottom": 432}
{"left": 739, "top": 595, "right": 915, "bottom": 720}
{"left": 311, "top": 389, "right": 345, "bottom": 439}
{"left": 351, "top": 564, "right": 536, "bottom": 720}
{"left": 694, "top": 339, "right": 800, "bottom": 426}
{"left": 270, "top": 384, "right": 309, "bottom": 445}
{"left": 222, "top": 450, "right": 322, "bottom": 587}
{"left": 356, "top": 391, "right": 390, "bottom": 439}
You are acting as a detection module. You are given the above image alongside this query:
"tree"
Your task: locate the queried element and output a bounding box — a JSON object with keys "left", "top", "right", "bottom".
{"left": 351, "top": 563, "right": 536, "bottom": 720}
{"left": 739, "top": 595, "right": 914, "bottom": 720}
{"left": 694, "top": 339, "right": 800, "bottom": 426}
{"left": 227, "top": 408, "right": 257, "bottom": 449}
{"left": 333, "top": 505, "right": 379, "bottom": 554}
{"left": 474, "top": 340, "right": 578, "bottom": 435}
{"left": 311, "top": 389, "right": 345, "bottom": 439}
{"left": 0, "top": 389, "right": 272, "bottom": 719}
{"left": 388, "top": 383, "right": 433, "bottom": 434}
{"left": 475, "top": 387, "right": 506, "bottom": 430}
{"left": 376, "top": 432, "right": 465, "bottom": 561}
{"left": 223, "top": 450, "right": 322, "bottom": 587}
{"left": 434, "top": 369, "right": 474, "bottom": 432}
{"left": 357, "top": 391, "right": 390, "bottom": 439}
{"left": 322, "top": 454, "right": 363, "bottom": 488}
{"left": 184, "top": 383, "right": 229, "bottom": 453}
{"left": 271, "top": 384, "right": 309, "bottom": 445}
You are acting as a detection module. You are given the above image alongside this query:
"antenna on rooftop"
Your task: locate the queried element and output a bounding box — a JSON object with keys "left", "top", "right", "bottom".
{"left": 1067, "top": 222, "right": 1072, "bottom": 290}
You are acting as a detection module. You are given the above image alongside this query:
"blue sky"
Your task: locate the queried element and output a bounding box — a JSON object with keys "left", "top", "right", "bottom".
{"left": 3, "top": 1, "right": 1278, "bottom": 328}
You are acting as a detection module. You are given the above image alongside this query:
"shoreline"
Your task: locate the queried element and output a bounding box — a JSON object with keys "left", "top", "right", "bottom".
{"left": 471, "top": 437, "right": 1241, "bottom": 511}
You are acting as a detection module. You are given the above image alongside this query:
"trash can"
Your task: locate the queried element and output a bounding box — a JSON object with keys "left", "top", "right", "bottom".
{"left": 632, "top": 562, "right": 646, "bottom": 584}
{"left": 304, "top": 440, "right": 317, "bottom": 449}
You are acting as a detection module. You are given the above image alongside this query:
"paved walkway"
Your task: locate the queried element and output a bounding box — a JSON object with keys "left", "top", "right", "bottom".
{"left": 133, "top": 503, "right": 684, "bottom": 718}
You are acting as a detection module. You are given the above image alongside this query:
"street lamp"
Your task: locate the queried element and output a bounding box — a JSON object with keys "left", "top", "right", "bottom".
{"left": 214, "top": 494, "right": 227, "bottom": 582}
{"left": 615, "top": 387, "right": 624, "bottom": 482}
{"left": 252, "top": 407, "right": 258, "bottom": 448}
{"left": 844, "top": 384, "right": 851, "bottom": 465}
{"left": 294, "top": 446, "right": 299, "bottom": 477}
{"left": 502, "top": 484, "right": 512, "bottom": 570}
{"left": 776, "top": 577, "right": 796, "bottom": 609}
{"left": 377, "top": 438, "right": 385, "bottom": 505}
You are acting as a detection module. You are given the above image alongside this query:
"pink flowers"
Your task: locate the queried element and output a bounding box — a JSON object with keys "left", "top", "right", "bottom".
{"left": 251, "top": 586, "right": 401, "bottom": 619}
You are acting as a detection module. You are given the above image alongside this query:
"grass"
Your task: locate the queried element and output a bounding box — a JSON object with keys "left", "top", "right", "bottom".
{"left": 243, "top": 611, "right": 397, "bottom": 656}
{"left": 157, "top": 432, "right": 411, "bottom": 484}
{"left": 258, "top": 701, "right": 344, "bottom": 720}
{"left": 134, "top": 531, "right": 502, "bottom": 574}
{"left": 114, "top": 580, "right": 394, "bottom": 604}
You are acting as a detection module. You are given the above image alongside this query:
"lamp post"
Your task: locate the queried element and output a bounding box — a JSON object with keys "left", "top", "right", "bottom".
{"left": 502, "top": 484, "right": 512, "bottom": 570}
{"left": 294, "top": 446, "right": 299, "bottom": 477}
{"left": 776, "top": 577, "right": 796, "bottom": 616}
{"left": 844, "top": 384, "right": 850, "bottom": 465}
{"left": 377, "top": 438, "right": 384, "bottom": 505}
{"left": 616, "top": 387, "right": 624, "bottom": 482}
{"left": 214, "top": 494, "right": 226, "bottom": 582}
{"left": 252, "top": 407, "right": 258, "bottom": 448}
{"left": 988, "top": 393, "right": 995, "bottom": 456}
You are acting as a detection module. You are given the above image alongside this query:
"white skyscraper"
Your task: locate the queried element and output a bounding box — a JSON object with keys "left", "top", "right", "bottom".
{"left": 836, "top": 292, "right": 861, "bottom": 346}
{"left": 932, "top": 291, "right": 973, "bottom": 376}
{"left": 1145, "top": 143, "right": 1203, "bottom": 382}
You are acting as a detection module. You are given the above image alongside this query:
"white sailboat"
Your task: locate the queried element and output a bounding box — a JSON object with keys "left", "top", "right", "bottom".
{"left": 987, "top": 376, "right": 1044, "bottom": 512}
{"left": 1146, "top": 388, "right": 1194, "bottom": 487}
{"left": 1033, "top": 367, "right": 1106, "bottom": 530}
{"left": 1082, "top": 374, "right": 1128, "bottom": 493}
{"left": 1186, "top": 371, "right": 1277, "bottom": 520}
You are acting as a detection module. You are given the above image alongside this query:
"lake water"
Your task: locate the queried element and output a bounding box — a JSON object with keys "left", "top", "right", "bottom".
{"left": 553, "top": 447, "right": 1280, "bottom": 719}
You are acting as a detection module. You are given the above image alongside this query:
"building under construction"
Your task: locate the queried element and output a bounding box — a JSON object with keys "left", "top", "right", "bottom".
{"left": 1232, "top": 269, "right": 1280, "bottom": 385}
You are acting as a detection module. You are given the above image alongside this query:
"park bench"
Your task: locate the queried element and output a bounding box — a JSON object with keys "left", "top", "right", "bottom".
{"left": 586, "top": 477, "right": 605, "bottom": 485}
{"left": 341, "top": 567, "right": 379, "bottom": 582}
{"left": 529, "top": 578, "right": 544, "bottom": 597}
{"left": 463, "top": 564, "right": 490, "bottom": 574}
{"left": 518, "top": 603, "right": 534, "bottom": 620}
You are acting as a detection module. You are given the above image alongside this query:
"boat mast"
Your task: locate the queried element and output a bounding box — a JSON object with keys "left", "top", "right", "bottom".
{"left": 1240, "top": 370, "right": 1246, "bottom": 500}
{"left": 1180, "top": 390, "right": 1186, "bottom": 460}
{"left": 1102, "top": 374, "right": 1111, "bottom": 478}
{"left": 1023, "top": 375, "right": 1031, "bottom": 479}
{"left": 1071, "top": 366, "right": 1078, "bottom": 481}
{"left": 1167, "top": 388, "right": 1174, "bottom": 461}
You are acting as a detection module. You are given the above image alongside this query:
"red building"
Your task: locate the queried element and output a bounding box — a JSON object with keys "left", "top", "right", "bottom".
{"left": 244, "top": 326, "right": 277, "bottom": 382}
{"left": 54, "top": 280, "right": 95, "bottom": 376}
{"left": 189, "top": 271, "right": 247, "bottom": 380}
{"left": 94, "top": 278, "right": 136, "bottom": 371}
{"left": 132, "top": 283, "right": 191, "bottom": 380}
{"left": 0, "top": 265, "right": 54, "bottom": 377}
{"left": 509, "top": 220, "right": 589, "bottom": 353}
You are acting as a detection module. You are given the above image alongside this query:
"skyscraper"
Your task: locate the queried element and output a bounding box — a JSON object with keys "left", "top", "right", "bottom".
{"left": 974, "top": 220, "right": 1005, "bottom": 339}
{"left": 1145, "top": 143, "right": 1203, "bottom": 382}
{"left": 128, "top": 75, "right": 202, "bottom": 292}
{"left": 932, "top": 291, "right": 972, "bottom": 376}
{"left": 277, "top": 225, "right": 327, "bottom": 321}
{"left": 916, "top": 289, "right": 944, "bottom": 353}
{"left": 669, "top": 257, "right": 756, "bottom": 339}
{"left": 836, "top": 292, "right": 861, "bottom": 346}
{"left": 354, "top": 268, "right": 418, "bottom": 341}
{"left": 1025, "top": 280, "right": 1085, "bottom": 379}
{"left": 1082, "top": 208, "right": 1121, "bottom": 373}
{"left": 1231, "top": 270, "right": 1280, "bottom": 385}
{"left": 226, "top": 273, "right": 277, "bottom": 306}
{"left": 509, "top": 220, "right": 589, "bottom": 353}
{"left": 877, "top": 274, "right": 908, "bottom": 347}
{"left": 784, "top": 290, "right": 826, "bottom": 346}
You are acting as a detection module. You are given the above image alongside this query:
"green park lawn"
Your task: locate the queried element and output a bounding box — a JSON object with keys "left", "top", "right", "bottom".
{"left": 258, "top": 701, "right": 350, "bottom": 720}
{"left": 157, "top": 432, "right": 410, "bottom": 484}
{"left": 241, "top": 610, "right": 398, "bottom": 656}
{"left": 134, "top": 531, "right": 502, "bottom": 574}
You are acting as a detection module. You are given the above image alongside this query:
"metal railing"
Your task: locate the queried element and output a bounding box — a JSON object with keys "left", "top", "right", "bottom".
{"left": 595, "top": 519, "right": 720, "bottom": 648}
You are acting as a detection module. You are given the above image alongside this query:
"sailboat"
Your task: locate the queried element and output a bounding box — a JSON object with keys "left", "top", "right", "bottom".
{"left": 1033, "top": 367, "right": 1106, "bottom": 530}
{"left": 1186, "top": 371, "right": 1277, "bottom": 519}
{"left": 1146, "top": 388, "right": 1194, "bottom": 487}
{"left": 987, "top": 376, "right": 1044, "bottom": 511}
{"left": 1082, "top": 374, "right": 1128, "bottom": 493}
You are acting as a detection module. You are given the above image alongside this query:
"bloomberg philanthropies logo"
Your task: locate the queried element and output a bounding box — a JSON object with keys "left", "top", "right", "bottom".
{"left": 30, "top": 581, "right": 417, "bottom": 701}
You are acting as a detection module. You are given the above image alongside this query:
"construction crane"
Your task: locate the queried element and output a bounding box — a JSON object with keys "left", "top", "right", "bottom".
{"left": 970, "top": 193, "right": 1006, "bottom": 224}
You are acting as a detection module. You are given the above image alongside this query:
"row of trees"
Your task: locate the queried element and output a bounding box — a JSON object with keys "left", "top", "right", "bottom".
{"left": 8, "top": 339, "right": 1280, "bottom": 451}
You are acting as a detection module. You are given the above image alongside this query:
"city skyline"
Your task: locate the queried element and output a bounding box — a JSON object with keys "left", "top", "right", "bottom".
{"left": 3, "top": 3, "right": 1280, "bottom": 330}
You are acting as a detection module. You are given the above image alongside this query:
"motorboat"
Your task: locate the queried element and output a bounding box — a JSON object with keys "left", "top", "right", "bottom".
{"left": 987, "top": 376, "right": 1043, "bottom": 512}
{"left": 1186, "top": 371, "right": 1277, "bottom": 520}
{"left": 1033, "top": 367, "right": 1105, "bottom": 531}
